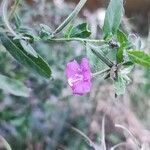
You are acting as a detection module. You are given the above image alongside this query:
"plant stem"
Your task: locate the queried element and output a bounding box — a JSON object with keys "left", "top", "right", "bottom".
{"left": 71, "top": 126, "right": 96, "bottom": 149}
{"left": 92, "top": 68, "right": 110, "bottom": 77}
{"left": 115, "top": 124, "right": 141, "bottom": 150}
{"left": 110, "top": 142, "right": 126, "bottom": 150}
{"left": 101, "top": 115, "right": 107, "bottom": 150}
{"left": 52, "top": 0, "right": 87, "bottom": 35}
{"left": 48, "top": 38, "right": 105, "bottom": 44}
{"left": 2, "top": 0, "right": 17, "bottom": 36}
{"left": 9, "top": 0, "right": 21, "bottom": 21}
{"left": 0, "top": 135, "right": 12, "bottom": 150}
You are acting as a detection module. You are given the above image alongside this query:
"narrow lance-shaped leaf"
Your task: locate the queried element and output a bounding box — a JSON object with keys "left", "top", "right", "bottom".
{"left": 0, "top": 74, "right": 30, "bottom": 97}
{"left": 128, "top": 50, "right": 150, "bottom": 68}
{"left": 19, "top": 39, "right": 38, "bottom": 58}
{"left": 0, "top": 32, "right": 51, "bottom": 78}
{"left": 103, "top": 0, "right": 124, "bottom": 39}
{"left": 117, "top": 30, "right": 128, "bottom": 45}
{"left": 116, "top": 30, "right": 128, "bottom": 63}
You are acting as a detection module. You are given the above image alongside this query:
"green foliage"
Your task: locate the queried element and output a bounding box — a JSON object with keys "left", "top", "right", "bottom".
{"left": 128, "top": 50, "right": 150, "bottom": 68}
{"left": 86, "top": 44, "right": 108, "bottom": 72}
{"left": 117, "top": 47, "right": 124, "bottom": 63}
{"left": 114, "top": 73, "right": 126, "bottom": 96}
{"left": 0, "top": 32, "right": 51, "bottom": 78}
{"left": 103, "top": 0, "right": 124, "bottom": 39}
{"left": 0, "top": 0, "right": 150, "bottom": 149}
{"left": 114, "top": 66, "right": 133, "bottom": 96}
{"left": 0, "top": 74, "right": 30, "bottom": 97}
{"left": 39, "top": 24, "right": 53, "bottom": 40}
{"left": 117, "top": 30, "right": 128, "bottom": 45}
{"left": 66, "top": 23, "right": 91, "bottom": 38}
{"left": 19, "top": 40, "right": 38, "bottom": 57}
{"left": 89, "top": 44, "right": 113, "bottom": 68}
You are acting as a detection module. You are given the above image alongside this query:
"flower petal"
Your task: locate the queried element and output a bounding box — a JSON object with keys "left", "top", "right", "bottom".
{"left": 80, "top": 58, "right": 91, "bottom": 81}
{"left": 66, "top": 60, "right": 80, "bottom": 78}
{"left": 66, "top": 58, "right": 92, "bottom": 96}
{"left": 72, "top": 80, "right": 91, "bottom": 95}
{"left": 80, "top": 58, "right": 90, "bottom": 71}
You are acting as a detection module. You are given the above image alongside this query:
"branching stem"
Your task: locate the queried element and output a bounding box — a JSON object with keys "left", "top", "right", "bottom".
{"left": 92, "top": 68, "right": 110, "bottom": 77}
{"left": 2, "top": 0, "right": 17, "bottom": 36}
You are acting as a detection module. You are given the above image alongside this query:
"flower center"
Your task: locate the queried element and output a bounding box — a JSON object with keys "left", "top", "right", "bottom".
{"left": 68, "top": 74, "right": 83, "bottom": 87}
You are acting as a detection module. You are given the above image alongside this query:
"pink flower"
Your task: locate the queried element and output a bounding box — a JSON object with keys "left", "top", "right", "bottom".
{"left": 66, "top": 58, "right": 92, "bottom": 95}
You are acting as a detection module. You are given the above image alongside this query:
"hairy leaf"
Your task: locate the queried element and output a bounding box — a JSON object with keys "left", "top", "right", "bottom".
{"left": 114, "top": 73, "right": 126, "bottom": 96}
{"left": 117, "top": 47, "right": 124, "bottom": 63}
{"left": 103, "top": 0, "right": 124, "bottom": 39}
{"left": 128, "top": 50, "right": 150, "bottom": 68}
{"left": 39, "top": 24, "right": 53, "bottom": 40}
{"left": 86, "top": 44, "right": 108, "bottom": 72}
{"left": 117, "top": 30, "right": 128, "bottom": 45}
{"left": 20, "top": 40, "right": 38, "bottom": 58}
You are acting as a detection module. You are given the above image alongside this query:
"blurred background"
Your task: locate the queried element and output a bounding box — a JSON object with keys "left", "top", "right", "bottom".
{"left": 0, "top": 0, "right": 150, "bottom": 149}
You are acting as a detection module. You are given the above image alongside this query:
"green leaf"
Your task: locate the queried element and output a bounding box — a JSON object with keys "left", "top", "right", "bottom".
{"left": 117, "top": 47, "right": 124, "bottom": 63}
{"left": 128, "top": 50, "right": 150, "bottom": 68}
{"left": 123, "top": 61, "right": 134, "bottom": 66}
{"left": 0, "top": 74, "right": 30, "bottom": 97}
{"left": 121, "top": 66, "right": 133, "bottom": 83}
{"left": 114, "top": 73, "right": 126, "bottom": 96}
{"left": 64, "top": 24, "right": 73, "bottom": 38}
{"left": 16, "top": 27, "right": 38, "bottom": 42}
{"left": 103, "top": 0, "right": 124, "bottom": 39}
{"left": 69, "top": 23, "right": 91, "bottom": 38}
{"left": 20, "top": 39, "right": 38, "bottom": 58}
{"left": 116, "top": 30, "right": 128, "bottom": 63}
{"left": 89, "top": 44, "right": 113, "bottom": 67}
{"left": 114, "top": 65, "right": 133, "bottom": 96}
{"left": 86, "top": 44, "right": 108, "bottom": 72}
{"left": 0, "top": 32, "right": 52, "bottom": 78}
{"left": 117, "top": 30, "right": 128, "bottom": 45}
{"left": 39, "top": 24, "right": 53, "bottom": 40}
